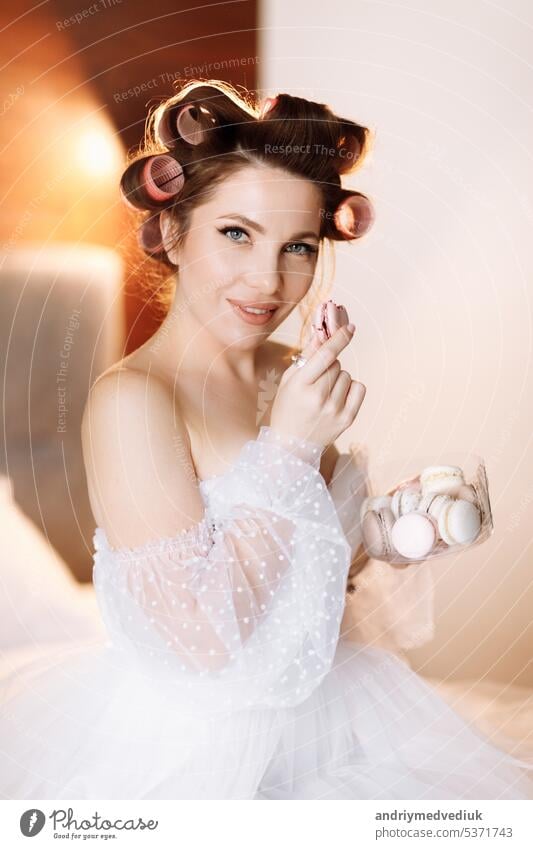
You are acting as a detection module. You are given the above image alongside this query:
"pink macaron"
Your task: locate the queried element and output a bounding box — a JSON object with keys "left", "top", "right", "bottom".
{"left": 312, "top": 300, "right": 350, "bottom": 343}
{"left": 390, "top": 511, "right": 438, "bottom": 560}
{"left": 361, "top": 507, "right": 396, "bottom": 558}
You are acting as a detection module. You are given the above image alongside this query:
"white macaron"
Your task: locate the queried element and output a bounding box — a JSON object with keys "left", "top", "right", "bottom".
{"left": 390, "top": 484, "right": 422, "bottom": 519}
{"left": 418, "top": 492, "right": 454, "bottom": 524}
{"left": 438, "top": 498, "right": 482, "bottom": 546}
{"left": 420, "top": 464, "right": 465, "bottom": 497}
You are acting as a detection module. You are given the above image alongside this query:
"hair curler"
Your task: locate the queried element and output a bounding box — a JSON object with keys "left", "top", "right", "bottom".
{"left": 259, "top": 95, "right": 278, "bottom": 119}
{"left": 137, "top": 212, "right": 167, "bottom": 259}
{"left": 120, "top": 154, "right": 184, "bottom": 211}
{"left": 333, "top": 192, "right": 375, "bottom": 239}
{"left": 157, "top": 102, "right": 216, "bottom": 148}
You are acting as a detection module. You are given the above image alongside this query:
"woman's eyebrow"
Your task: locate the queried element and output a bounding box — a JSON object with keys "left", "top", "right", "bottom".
{"left": 217, "top": 213, "right": 319, "bottom": 241}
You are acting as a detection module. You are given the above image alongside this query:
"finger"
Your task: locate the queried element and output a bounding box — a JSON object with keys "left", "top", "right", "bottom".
{"left": 300, "top": 329, "right": 323, "bottom": 358}
{"left": 285, "top": 331, "right": 322, "bottom": 377}
{"left": 329, "top": 369, "right": 352, "bottom": 407}
{"left": 344, "top": 380, "right": 366, "bottom": 420}
{"left": 317, "top": 359, "right": 342, "bottom": 395}
{"left": 304, "top": 324, "right": 355, "bottom": 383}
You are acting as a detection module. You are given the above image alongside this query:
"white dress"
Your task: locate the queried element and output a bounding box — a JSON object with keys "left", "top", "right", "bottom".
{"left": 0, "top": 425, "right": 532, "bottom": 800}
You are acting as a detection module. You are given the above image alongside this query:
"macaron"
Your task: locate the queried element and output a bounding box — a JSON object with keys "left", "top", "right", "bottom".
{"left": 361, "top": 507, "right": 396, "bottom": 558}
{"left": 390, "top": 484, "right": 422, "bottom": 519}
{"left": 390, "top": 512, "right": 438, "bottom": 560}
{"left": 438, "top": 498, "right": 481, "bottom": 546}
{"left": 417, "top": 492, "right": 454, "bottom": 524}
{"left": 420, "top": 464, "right": 465, "bottom": 497}
{"left": 360, "top": 494, "right": 392, "bottom": 525}
{"left": 312, "top": 299, "right": 350, "bottom": 343}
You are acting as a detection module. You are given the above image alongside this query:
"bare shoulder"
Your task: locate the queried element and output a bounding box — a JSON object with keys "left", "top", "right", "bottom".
{"left": 84, "top": 365, "right": 173, "bottom": 412}
{"left": 82, "top": 366, "right": 182, "bottom": 450}
{"left": 82, "top": 366, "right": 202, "bottom": 548}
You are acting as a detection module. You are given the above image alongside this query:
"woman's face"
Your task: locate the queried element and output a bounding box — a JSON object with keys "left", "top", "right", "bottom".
{"left": 163, "top": 163, "right": 323, "bottom": 349}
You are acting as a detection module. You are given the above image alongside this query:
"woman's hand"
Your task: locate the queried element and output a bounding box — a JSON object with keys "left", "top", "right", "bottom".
{"left": 270, "top": 324, "right": 366, "bottom": 449}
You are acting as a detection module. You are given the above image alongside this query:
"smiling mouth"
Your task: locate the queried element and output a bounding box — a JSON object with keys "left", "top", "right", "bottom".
{"left": 238, "top": 305, "right": 276, "bottom": 315}
{"left": 227, "top": 299, "right": 279, "bottom": 311}
{"left": 227, "top": 299, "right": 279, "bottom": 324}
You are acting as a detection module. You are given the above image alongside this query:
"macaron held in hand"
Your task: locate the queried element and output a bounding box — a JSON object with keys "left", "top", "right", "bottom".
{"left": 311, "top": 299, "right": 351, "bottom": 343}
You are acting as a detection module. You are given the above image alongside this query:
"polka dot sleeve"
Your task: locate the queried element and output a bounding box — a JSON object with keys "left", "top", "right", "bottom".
{"left": 92, "top": 426, "right": 352, "bottom": 716}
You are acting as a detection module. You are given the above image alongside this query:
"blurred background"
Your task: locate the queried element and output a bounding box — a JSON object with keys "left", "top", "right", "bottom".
{"left": 0, "top": 0, "right": 531, "bottom": 699}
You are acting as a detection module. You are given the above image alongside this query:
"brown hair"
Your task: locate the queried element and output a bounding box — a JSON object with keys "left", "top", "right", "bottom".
{"left": 120, "top": 78, "right": 374, "bottom": 349}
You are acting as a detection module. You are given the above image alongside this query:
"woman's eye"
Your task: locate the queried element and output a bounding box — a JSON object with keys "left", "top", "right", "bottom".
{"left": 286, "top": 242, "right": 318, "bottom": 256}
{"left": 219, "top": 226, "right": 248, "bottom": 243}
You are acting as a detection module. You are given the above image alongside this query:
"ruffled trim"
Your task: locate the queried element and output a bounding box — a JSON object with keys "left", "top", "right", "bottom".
{"left": 93, "top": 514, "right": 215, "bottom": 562}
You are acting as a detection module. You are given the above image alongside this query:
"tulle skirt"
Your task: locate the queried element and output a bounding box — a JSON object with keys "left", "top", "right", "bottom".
{"left": 1, "top": 637, "right": 532, "bottom": 800}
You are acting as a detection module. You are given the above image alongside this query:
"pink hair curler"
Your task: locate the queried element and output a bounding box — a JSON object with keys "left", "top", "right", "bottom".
{"left": 120, "top": 154, "right": 184, "bottom": 211}
{"left": 158, "top": 102, "right": 216, "bottom": 148}
{"left": 259, "top": 95, "right": 278, "bottom": 119}
{"left": 334, "top": 193, "right": 375, "bottom": 239}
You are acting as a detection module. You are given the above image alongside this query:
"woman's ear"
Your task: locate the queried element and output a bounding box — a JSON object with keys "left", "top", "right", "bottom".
{"left": 159, "top": 210, "right": 181, "bottom": 265}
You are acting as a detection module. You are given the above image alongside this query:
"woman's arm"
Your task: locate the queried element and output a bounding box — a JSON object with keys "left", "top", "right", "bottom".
{"left": 82, "top": 368, "right": 207, "bottom": 546}
{"left": 83, "top": 369, "right": 351, "bottom": 712}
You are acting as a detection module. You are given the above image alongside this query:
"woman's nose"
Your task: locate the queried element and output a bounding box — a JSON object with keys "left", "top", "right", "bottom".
{"left": 243, "top": 268, "right": 281, "bottom": 296}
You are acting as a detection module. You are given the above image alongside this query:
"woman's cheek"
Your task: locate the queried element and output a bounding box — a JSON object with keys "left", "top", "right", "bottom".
{"left": 215, "top": 248, "right": 246, "bottom": 283}
{"left": 286, "top": 262, "right": 317, "bottom": 299}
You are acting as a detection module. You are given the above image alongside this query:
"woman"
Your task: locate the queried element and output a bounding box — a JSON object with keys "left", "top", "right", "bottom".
{"left": 0, "top": 80, "right": 531, "bottom": 800}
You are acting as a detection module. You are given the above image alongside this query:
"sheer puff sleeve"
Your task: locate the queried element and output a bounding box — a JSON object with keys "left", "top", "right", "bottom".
{"left": 92, "top": 426, "right": 352, "bottom": 717}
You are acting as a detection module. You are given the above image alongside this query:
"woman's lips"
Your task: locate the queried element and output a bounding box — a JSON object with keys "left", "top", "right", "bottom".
{"left": 228, "top": 301, "right": 278, "bottom": 326}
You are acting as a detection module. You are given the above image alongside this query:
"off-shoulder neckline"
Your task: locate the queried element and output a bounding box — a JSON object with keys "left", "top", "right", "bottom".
{"left": 91, "top": 428, "right": 330, "bottom": 559}
{"left": 93, "top": 513, "right": 215, "bottom": 559}
{"left": 93, "top": 476, "right": 221, "bottom": 558}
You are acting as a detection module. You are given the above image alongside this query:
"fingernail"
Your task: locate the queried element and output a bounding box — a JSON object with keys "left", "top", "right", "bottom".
{"left": 347, "top": 322, "right": 355, "bottom": 333}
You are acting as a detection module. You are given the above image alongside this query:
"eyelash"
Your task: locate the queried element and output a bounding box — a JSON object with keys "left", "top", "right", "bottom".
{"left": 218, "top": 226, "right": 318, "bottom": 257}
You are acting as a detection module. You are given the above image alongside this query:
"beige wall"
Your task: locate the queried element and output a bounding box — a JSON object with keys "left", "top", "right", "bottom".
{"left": 259, "top": 1, "right": 533, "bottom": 685}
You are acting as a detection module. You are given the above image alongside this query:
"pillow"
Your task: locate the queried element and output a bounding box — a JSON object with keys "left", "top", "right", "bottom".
{"left": 0, "top": 474, "right": 105, "bottom": 648}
